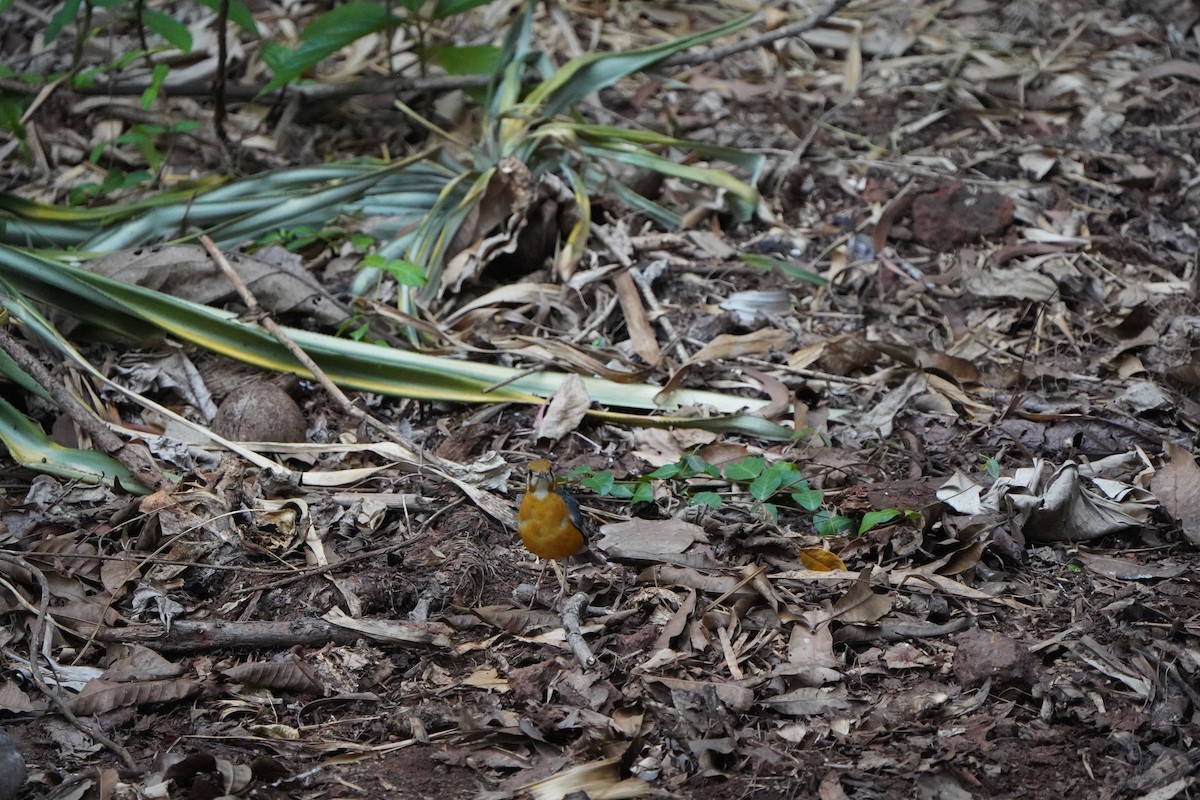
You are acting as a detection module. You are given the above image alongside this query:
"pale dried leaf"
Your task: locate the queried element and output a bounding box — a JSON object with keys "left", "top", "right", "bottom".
{"left": 1075, "top": 551, "right": 1185, "bottom": 580}
{"left": 322, "top": 607, "right": 452, "bottom": 648}
{"left": 687, "top": 329, "right": 793, "bottom": 365}
{"left": 536, "top": 373, "right": 590, "bottom": 441}
{"left": 0, "top": 680, "right": 34, "bottom": 712}
{"left": 597, "top": 518, "right": 705, "bottom": 556}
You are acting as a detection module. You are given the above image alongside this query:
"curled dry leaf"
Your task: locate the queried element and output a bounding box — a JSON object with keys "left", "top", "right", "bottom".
{"left": 687, "top": 328, "right": 794, "bottom": 365}
{"left": 1009, "top": 462, "right": 1153, "bottom": 542}
{"left": 523, "top": 756, "right": 652, "bottom": 800}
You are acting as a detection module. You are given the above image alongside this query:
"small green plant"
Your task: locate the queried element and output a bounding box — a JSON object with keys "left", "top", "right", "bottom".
{"left": 83, "top": 120, "right": 200, "bottom": 185}
{"left": 568, "top": 452, "right": 916, "bottom": 537}
{"left": 68, "top": 168, "right": 153, "bottom": 206}
{"left": 362, "top": 254, "right": 426, "bottom": 288}
{"left": 257, "top": 225, "right": 375, "bottom": 253}
{"left": 570, "top": 453, "right": 719, "bottom": 506}
{"left": 259, "top": 0, "right": 493, "bottom": 95}
{"left": 981, "top": 454, "right": 1001, "bottom": 479}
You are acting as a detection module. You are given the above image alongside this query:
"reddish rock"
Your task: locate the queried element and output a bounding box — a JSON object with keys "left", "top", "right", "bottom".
{"left": 952, "top": 628, "right": 1036, "bottom": 688}
{"left": 911, "top": 183, "right": 1014, "bottom": 252}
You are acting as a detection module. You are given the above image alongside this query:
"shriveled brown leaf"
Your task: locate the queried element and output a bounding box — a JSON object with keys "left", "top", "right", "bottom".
{"left": 614, "top": 270, "right": 661, "bottom": 365}
{"left": 687, "top": 328, "right": 794, "bottom": 364}
{"left": 222, "top": 658, "right": 325, "bottom": 694}
{"left": 71, "top": 677, "right": 202, "bottom": 715}
{"left": 1151, "top": 442, "right": 1200, "bottom": 546}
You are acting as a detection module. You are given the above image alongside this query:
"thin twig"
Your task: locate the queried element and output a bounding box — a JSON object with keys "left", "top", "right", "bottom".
{"left": 662, "top": 0, "right": 855, "bottom": 68}
{"left": 0, "top": 551, "right": 139, "bottom": 771}
{"left": 201, "top": 235, "right": 365, "bottom": 422}
{"left": 199, "top": 237, "right": 517, "bottom": 527}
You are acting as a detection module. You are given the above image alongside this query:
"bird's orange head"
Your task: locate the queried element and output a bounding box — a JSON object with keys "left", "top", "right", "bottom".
{"left": 526, "top": 458, "right": 555, "bottom": 495}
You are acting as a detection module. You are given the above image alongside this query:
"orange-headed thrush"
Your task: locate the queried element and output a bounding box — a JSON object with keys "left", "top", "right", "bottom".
{"left": 518, "top": 458, "right": 588, "bottom": 561}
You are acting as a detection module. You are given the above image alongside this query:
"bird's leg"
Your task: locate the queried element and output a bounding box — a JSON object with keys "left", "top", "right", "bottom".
{"left": 552, "top": 561, "right": 569, "bottom": 606}
{"left": 527, "top": 560, "right": 549, "bottom": 609}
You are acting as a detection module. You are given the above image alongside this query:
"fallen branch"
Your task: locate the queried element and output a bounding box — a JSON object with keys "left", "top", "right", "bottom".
{"left": 561, "top": 592, "right": 597, "bottom": 668}
{"left": 664, "top": 0, "right": 855, "bottom": 68}
{"left": 91, "top": 616, "right": 451, "bottom": 652}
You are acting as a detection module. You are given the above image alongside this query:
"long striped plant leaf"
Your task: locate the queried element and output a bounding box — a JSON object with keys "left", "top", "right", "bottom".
{"left": 0, "top": 394, "right": 148, "bottom": 492}
{"left": 0, "top": 244, "right": 794, "bottom": 437}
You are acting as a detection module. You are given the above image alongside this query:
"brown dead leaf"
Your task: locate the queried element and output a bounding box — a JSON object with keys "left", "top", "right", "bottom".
{"left": 643, "top": 675, "right": 754, "bottom": 713}
{"left": 1138, "top": 60, "right": 1200, "bottom": 84}
{"left": 522, "top": 757, "right": 653, "bottom": 800}
{"left": 782, "top": 610, "right": 841, "bottom": 686}
{"left": 0, "top": 680, "right": 34, "bottom": 713}
{"left": 474, "top": 605, "right": 561, "bottom": 634}
{"left": 99, "top": 555, "right": 140, "bottom": 594}
{"left": 1074, "top": 551, "right": 1186, "bottom": 580}
{"left": 743, "top": 367, "right": 792, "bottom": 420}
{"left": 1151, "top": 442, "right": 1200, "bottom": 546}
{"left": 462, "top": 667, "right": 510, "bottom": 692}
{"left": 695, "top": 442, "right": 751, "bottom": 468}
{"left": 322, "top": 607, "right": 453, "bottom": 647}
{"left": 759, "top": 685, "right": 851, "bottom": 717}
{"left": 687, "top": 329, "right": 793, "bottom": 365}
{"left": 654, "top": 589, "right": 697, "bottom": 651}
{"left": 597, "top": 518, "right": 705, "bottom": 557}
{"left": 85, "top": 243, "right": 347, "bottom": 326}
{"left": 642, "top": 565, "right": 754, "bottom": 597}
{"left": 101, "top": 647, "right": 185, "bottom": 682}
{"left": 632, "top": 425, "right": 719, "bottom": 468}
{"left": 615, "top": 270, "right": 661, "bottom": 365}
{"left": 831, "top": 568, "right": 892, "bottom": 624}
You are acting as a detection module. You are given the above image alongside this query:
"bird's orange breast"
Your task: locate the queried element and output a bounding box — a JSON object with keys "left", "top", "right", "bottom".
{"left": 518, "top": 490, "right": 585, "bottom": 560}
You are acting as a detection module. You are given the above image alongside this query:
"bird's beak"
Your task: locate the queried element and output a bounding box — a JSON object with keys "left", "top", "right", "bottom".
{"left": 527, "top": 472, "right": 554, "bottom": 493}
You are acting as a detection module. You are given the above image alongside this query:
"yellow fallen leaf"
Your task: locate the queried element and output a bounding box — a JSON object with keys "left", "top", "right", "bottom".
{"left": 798, "top": 548, "right": 845, "bottom": 572}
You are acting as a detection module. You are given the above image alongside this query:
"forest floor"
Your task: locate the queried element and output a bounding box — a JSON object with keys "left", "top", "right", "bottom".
{"left": 1, "top": 1, "right": 1199, "bottom": 798}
